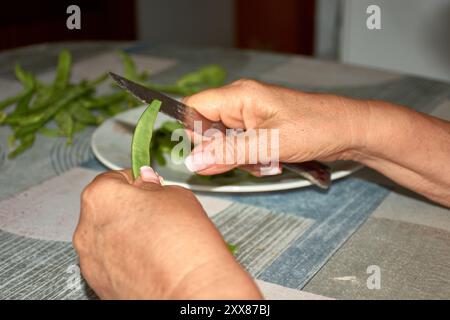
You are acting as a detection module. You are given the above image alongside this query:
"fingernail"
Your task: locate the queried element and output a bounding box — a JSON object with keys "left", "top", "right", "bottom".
{"left": 184, "top": 149, "right": 215, "bottom": 172}
{"left": 184, "top": 154, "right": 209, "bottom": 172}
{"left": 260, "top": 165, "right": 282, "bottom": 176}
{"left": 155, "top": 172, "right": 165, "bottom": 185}
{"left": 140, "top": 166, "right": 160, "bottom": 183}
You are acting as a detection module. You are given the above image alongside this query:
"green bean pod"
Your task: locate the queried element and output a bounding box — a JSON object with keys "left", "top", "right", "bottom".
{"left": 131, "top": 100, "right": 161, "bottom": 179}
{"left": 8, "top": 133, "right": 35, "bottom": 159}
{"left": 55, "top": 110, "right": 74, "bottom": 145}
{"left": 53, "top": 50, "right": 72, "bottom": 91}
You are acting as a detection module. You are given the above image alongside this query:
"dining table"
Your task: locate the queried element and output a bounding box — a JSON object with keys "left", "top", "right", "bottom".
{"left": 0, "top": 41, "right": 449, "bottom": 300}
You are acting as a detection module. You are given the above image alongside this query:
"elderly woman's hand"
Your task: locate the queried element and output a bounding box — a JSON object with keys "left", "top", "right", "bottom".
{"left": 182, "top": 79, "right": 368, "bottom": 176}
{"left": 183, "top": 79, "right": 450, "bottom": 206}
{"left": 73, "top": 167, "right": 262, "bottom": 299}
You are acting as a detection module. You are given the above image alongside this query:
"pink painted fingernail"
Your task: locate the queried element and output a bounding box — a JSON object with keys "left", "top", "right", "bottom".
{"left": 140, "top": 166, "right": 160, "bottom": 183}
{"left": 260, "top": 165, "right": 282, "bottom": 176}
{"left": 155, "top": 172, "right": 165, "bottom": 185}
{"left": 184, "top": 148, "right": 215, "bottom": 172}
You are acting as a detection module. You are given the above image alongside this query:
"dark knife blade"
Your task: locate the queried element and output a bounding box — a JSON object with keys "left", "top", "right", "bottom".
{"left": 109, "top": 72, "right": 331, "bottom": 189}
{"left": 109, "top": 72, "right": 227, "bottom": 133}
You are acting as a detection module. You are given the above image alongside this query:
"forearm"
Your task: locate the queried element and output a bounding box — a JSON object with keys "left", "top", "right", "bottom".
{"left": 350, "top": 99, "right": 450, "bottom": 206}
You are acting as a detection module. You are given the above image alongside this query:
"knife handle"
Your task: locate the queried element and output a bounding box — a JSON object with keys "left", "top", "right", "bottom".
{"left": 282, "top": 161, "right": 331, "bottom": 189}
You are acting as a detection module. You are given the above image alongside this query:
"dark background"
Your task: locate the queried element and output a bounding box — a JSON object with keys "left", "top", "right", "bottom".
{"left": 0, "top": 0, "right": 137, "bottom": 51}
{"left": 0, "top": 0, "right": 315, "bottom": 55}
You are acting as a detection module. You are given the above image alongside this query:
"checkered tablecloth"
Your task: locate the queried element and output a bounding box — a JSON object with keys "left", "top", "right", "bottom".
{"left": 1, "top": 42, "right": 449, "bottom": 299}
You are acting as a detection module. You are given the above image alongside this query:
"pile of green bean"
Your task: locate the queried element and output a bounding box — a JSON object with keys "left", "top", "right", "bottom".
{"left": 0, "top": 49, "right": 226, "bottom": 159}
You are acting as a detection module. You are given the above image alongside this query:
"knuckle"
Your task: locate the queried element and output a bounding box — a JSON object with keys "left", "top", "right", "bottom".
{"left": 90, "top": 171, "right": 113, "bottom": 186}
{"left": 81, "top": 174, "right": 114, "bottom": 203}
{"left": 81, "top": 183, "right": 97, "bottom": 206}
{"left": 72, "top": 234, "right": 81, "bottom": 252}
{"left": 80, "top": 184, "right": 92, "bottom": 203}
{"left": 232, "top": 78, "right": 262, "bottom": 91}
{"left": 80, "top": 178, "right": 115, "bottom": 223}
{"left": 72, "top": 228, "right": 85, "bottom": 254}
{"left": 231, "top": 79, "right": 266, "bottom": 106}
{"left": 183, "top": 89, "right": 215, "bottom": 108}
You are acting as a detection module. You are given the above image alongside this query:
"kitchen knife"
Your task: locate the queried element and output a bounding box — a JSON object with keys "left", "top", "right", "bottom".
{"left": 109, "top": 72, "right": 331, "bottom": 189}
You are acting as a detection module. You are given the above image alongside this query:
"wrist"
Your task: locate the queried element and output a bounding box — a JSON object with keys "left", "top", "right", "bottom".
{"left": 322, "top": 94, "right": 374, "bottom": 161}
{"left": 347, "top": 99, "right": 414, "bottom": 163}
{"left": 168, "top": 251, "right": 263, "bottom": 299}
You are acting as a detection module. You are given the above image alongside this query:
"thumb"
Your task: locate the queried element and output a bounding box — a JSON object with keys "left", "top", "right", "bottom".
{"left": 184, "top": 129, "right": 281, "bottom": 176}
{"left": 133, "top": 166, "right": 164, "bottom": 190}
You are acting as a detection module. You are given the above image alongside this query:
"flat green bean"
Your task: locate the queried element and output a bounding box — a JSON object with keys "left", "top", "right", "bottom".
{"left": 118, "top": 51, "right": 149, "bottom": 85}
{"left": 227, "top": 243, "right": 238, "bottom": 254}
{"left": 119, "top": 51, "right": 137, "bottom": 80}
{"left": 39, "top": 127, "right": 63, "bottom": 137}
{"left": 147, "top": 64, "right": 226, "bottom": 96}
{"left": 13, "top": 121, "right": 44, "bottom": 139}
{"left": 70, "top": 102, "right": 99, "bottom": 125}
{"left": 0, "top": 65, "right": 36, "bottom": 113}
{"left": 73, "top": 121, "right": 86, "bottom": 133}
{"left": 6, "top": 73, "right": 105, "bottom": 127}
{"left": 176, "top": 64, "right": 226, "bottom": 94}
{"left": 5, "top": 84, "right": 90, "bottom": 126}
{"left": 131, "top": 100, "right": 161, "bottom": 179}
{"left": 0, "top": 94, "right": 23, "bottom": 112}
{"left": 11, "top": 65, "right": 36, "bottom": 117}
{"left": 8, "top": 133, "right": 35, "bottom": 159}
{"left": 161, "top": 120, "right": 183, "bottom": 132}
{"left": 105, "top": 103, "right": 127, "bottom": 116}
{"left": 30, "top": 85, "right": 54, "bottom": 110}
{"left": 15, "top": 64, "right": 35, "bottom": 88}
{"left": 53, "top": 50, "right": 72, "bottom": 91}
{"left": 83, "top": 92, "right": 127, "bottom": 110}
{"left": 13, "top": 88, "right": 35, "bottom": 116}
{"left": 55, "top": 110, "right": 74, "bottom": 144}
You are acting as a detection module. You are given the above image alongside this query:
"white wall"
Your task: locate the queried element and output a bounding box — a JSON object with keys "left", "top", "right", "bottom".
{"left": 137, "top": 0, "right": 450, "bottom": 82}
{"left": 340, "top": 0, "right": 450, "bottom": 82}
{"left": 137, "top": 0, "right": 235, "bottom": 47}
{"left": 315, "top": 0, "right": 341, "bottom": 59}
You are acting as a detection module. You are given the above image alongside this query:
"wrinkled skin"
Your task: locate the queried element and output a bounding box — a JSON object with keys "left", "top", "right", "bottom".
{"left": 73, "top": 168, "right": 262, "bottom": 299}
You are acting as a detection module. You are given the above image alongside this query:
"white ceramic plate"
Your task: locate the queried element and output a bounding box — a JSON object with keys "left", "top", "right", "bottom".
{"left": 91, "top": 106, "right": 362, "bottom": 192}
